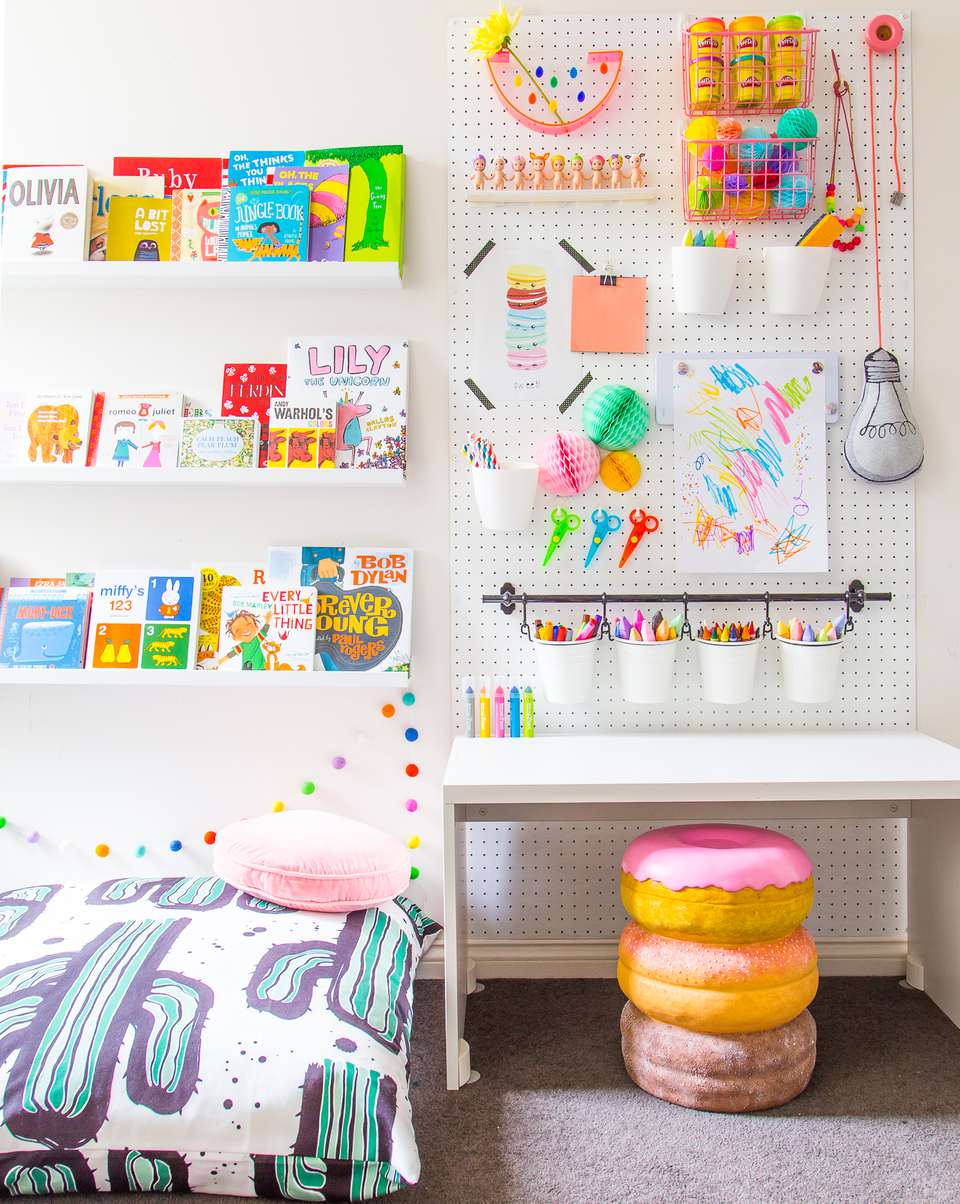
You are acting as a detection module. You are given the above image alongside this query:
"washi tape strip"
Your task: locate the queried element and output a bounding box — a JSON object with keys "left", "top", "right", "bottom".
{"left": 464, "top": 378, "right": 495, "bottom": 410}
{"left": 464, "top": 240, "right": 497, "bottom": 277}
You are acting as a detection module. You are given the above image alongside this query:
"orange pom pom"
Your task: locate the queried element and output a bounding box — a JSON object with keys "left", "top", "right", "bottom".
{"left": 203, "top": 830, "right": 217, "bottom": 845}
{"left": 94, "top": 843, "right": 110, "bottom": 858}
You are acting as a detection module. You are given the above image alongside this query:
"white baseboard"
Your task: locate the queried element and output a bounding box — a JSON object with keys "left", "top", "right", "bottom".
{"left": 419, "top": 935, "right": 907, "bottom": 980}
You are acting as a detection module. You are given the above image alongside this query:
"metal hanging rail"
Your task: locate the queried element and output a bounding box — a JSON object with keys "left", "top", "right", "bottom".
{"left": 481, "top": 579, "right": 892, "bottom": 640}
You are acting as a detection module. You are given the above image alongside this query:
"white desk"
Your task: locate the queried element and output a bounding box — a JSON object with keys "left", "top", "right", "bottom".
{"left": 442, "top": 731, "right": 960, "bottom": 1089}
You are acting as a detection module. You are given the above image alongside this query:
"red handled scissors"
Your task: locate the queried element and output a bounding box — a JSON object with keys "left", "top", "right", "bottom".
{"left": 618, "top": 508, "right": 659, "bottom": 567}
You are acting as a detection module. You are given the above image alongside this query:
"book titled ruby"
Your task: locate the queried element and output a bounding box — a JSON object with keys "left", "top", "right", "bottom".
{"left": 112, "top": 156, "right": 223, "bottom": 196}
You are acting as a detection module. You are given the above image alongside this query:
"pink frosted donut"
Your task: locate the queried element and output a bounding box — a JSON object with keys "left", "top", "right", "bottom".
{"left": 622, "top": 824, "right": 812, "bottom": 892}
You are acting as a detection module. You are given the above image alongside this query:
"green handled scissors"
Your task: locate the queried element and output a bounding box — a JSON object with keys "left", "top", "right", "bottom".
{"left": 542, "top": 506, "right": 581, "bottom": 566}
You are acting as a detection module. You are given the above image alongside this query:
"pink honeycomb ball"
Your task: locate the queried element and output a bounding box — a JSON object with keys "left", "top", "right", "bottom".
{"left": 700, "top": 143, "right": 726, "bottom": 173}
{"left": 534, "top": 431, "right": 601, "bottom": 497}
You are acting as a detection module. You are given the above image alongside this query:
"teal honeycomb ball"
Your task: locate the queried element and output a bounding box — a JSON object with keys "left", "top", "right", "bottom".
{"left": 776, "top": 107, "right": 818, "bottom": 150}
{"left": 581, "top": 384, "right": 650, "bottom": 451}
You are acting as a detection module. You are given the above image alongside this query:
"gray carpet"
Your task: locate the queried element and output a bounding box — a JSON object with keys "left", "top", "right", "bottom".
{"left": 74, "top": 977, "right": 960, "bottom": 1204}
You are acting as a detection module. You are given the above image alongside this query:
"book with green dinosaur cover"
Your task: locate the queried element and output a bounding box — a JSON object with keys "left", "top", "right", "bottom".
{"left": 304, "top": 145, "right": 404, "bottom": 273}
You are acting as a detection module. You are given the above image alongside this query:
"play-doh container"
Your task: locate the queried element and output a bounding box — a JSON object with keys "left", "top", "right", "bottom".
{"left": 732, "top": 54, "right": 766, "bottom": 106}
{"left": 763, "top": 246, "right": 832, "bottom": 315}
{"left": 770, "top": 49, "right": 803, "bottom": 104}
{"left": 534, "top": 636, "right": 600, "bottom": 705}
{"left": 471, "top": 462, "right": 539, "bottom": 532}
{"left": 688, "top": 16, "right": 726, "bottom": 53}
{"left": 730, "top": 15, "right": 766, "bottom": 52}
{"left": 615, "top": 636, "right": 679, "bottom": 705}
{"left": 688, "top": 55, "right": 725, "bottom": 109}
{"left": 672, "top": 246, "right": 740, "bottom": 315}
{"left": 697, "top": 636, "right": 762, "bottom": 705}
{"left": 767, "top": 14, "right": 804, "bottom": 52}
{"left": 778, "top": 636, "right": 843, "bottom": 704}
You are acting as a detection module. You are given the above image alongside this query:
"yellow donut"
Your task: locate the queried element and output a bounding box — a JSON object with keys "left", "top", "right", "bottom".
{"left": 620, "top": 871, "right": 814, "bottom": 945}
{"left": 617, "top": 921, "right": 818, "bottom": 1034}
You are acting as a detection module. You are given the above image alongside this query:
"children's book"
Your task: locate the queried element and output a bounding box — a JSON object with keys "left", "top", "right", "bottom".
{"left": 85, "top": 571, "right": 199, "bottom": 670}
{"left": 226, "top": 184, "right": 309, "bottom": 262}
{"left": 85, "top": 392, "right": 106, "bottom": 465}
{"left": 279, "top": 337, "right": 340, "bottom": 468}
{"left": 0, "top": 392, "right": 94, "bottom": 467}
{"left": 195, "top": 561, "right": 268, "bottom": 667}
{"left": 1, "top": 165, "right": 91, "bottom": 261}
{"left": 106, "top": 197, "right": 173, "bottom": 261}
{"left": 0, "top": 587, "right": 91, "bottom": 669}
{"left": 221, "top": 362, "right": 284, "bottom": 467}
{"left": 88, "top": 175, "right": 164, "bottom": 261}
{"left": 305, "top": 146, "right": 404, "bottom": 271}
{"left": 267, "top": 546, "right": 412, "bottom": 675}
{"left": 93, "top": 393, "right": 183, "bottom": 470}
{"left": 9, "top": 576, "right": 65, "bottom": 587}
{"left": 219, "top": 150, "right": 305, "bottom": 260}
{"left": 286, "top": 336, "right": 407, "bottom": 473}
{"left": 178, "top": 416, "right": 258, "bottom": 467}
{"left": 217, "top": 585, "right": 316, "bottom": 672}
{"left": 112, "top": 156, "right": 224, "bottom": 195}
{"left": 273, "top": 163, "right": 349, "bottom": 263}
{"left": 171, "top": 188, "right": 220, "bottom": 261}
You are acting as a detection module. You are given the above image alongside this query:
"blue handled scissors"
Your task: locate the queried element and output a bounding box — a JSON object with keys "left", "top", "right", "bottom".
{"left": 542, "top": 506, "right": 581, "bottom": 566}
{"left": 619, "top": 508, "right": 660, "bottom": 567}
{"left": 585, "top": 508, "right": 622, "bottom": 567}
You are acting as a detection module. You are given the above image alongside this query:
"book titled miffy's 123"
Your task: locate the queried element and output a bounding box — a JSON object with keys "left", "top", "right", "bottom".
{"left": 85, "top": 572, "right": 199, "bottom": 670}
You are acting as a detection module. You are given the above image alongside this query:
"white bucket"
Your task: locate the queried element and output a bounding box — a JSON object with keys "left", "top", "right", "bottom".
{"left": 671, "top": 246, "right": 740, "bottom": 315}
{"left": 697, "top": 637, "right": 762, "bottom": 705}
{"left": 471, "top": 462, "right": 539, "bottom": 532}
{"left": 778, "top": 637, "right": 844, "bottom": 704}
{"left": 763, "top": 246, "right": 832, "bottom": 315}
{"left": 534, "top": 637, "right": 599, "bottom": 705}
{"left": 615, "top": 637, "right": 679, "bottom": 704}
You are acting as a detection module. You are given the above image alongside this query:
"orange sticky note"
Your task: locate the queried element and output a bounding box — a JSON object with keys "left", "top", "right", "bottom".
{"left": 570, "top": 275, "right": 646, "bottom": 354}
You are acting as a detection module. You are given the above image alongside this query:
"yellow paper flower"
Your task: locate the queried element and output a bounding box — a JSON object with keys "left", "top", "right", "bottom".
{"left": 468, "top": 5, "right": 522, "bottom": 57}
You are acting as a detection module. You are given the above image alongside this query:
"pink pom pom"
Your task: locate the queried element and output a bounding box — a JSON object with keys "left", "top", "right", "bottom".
{"left": 534, "top": 432, "right": 601, "bottom": 496}
{"left": 700, "top": 143, "right": 726, "bottom": 173}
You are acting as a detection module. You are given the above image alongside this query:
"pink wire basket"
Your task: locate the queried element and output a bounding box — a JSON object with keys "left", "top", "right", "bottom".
{"left": 682, "top": 26, "right": 819, "bottom": 118}
{"left": 681, "top": 134, "right": 818, "bottom": 223}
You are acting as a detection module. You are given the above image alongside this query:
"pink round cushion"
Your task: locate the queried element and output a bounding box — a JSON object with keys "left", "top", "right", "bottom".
{"left": 621, "top": 824, "right": 812, "bottom": 893}
{"left": 214, "top": 810, "right": 411, "bottom": 912}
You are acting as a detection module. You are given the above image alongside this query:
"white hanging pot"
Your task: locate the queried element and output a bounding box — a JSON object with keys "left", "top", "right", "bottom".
{"left": 763, "top": 246, "right": 832, "bottom": 315}
{"left": 671, "top": 246, "right": 740, "bottom": 315}
{"left": 778, "top": 637, "right": 844, "bottom": 704}
{"left": 614, "top": 637, "right": 679, "bottom": 704}
{"left": 534, "top": 637, "right": 599, "bottom": 705}
{"left": 697, "top": 637, "right": 762, "bottom": 705}
{"left": 471, "top": 462, "right": 539, "bottom": 532}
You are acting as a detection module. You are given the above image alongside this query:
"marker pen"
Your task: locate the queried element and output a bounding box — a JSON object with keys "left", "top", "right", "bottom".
{"left": 522, "top": 685, "right": 535, "bottom": 738}
{"left": 478, "top": 677, "right": 491, "bottom": 738}
{"left": 509, "top": 684, "right": 521, "bottom": 737}
{"left": 493, "top": 682, "right": 506, "bottom": 739}
{"left": 462, "top": 676, "right": 475, "bottom": 738}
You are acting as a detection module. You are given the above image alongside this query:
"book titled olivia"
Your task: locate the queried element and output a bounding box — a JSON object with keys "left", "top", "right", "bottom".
{"left": 1, "top": 166, "right": 91, "bottom": 261}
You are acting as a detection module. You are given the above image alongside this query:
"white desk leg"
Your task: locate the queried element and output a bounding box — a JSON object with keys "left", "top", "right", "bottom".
{"left": 909, "top": 799, "right": 960, "bottom": 1022}
{"left": 443, "top": 800, "right": 473, "bottom": 1089}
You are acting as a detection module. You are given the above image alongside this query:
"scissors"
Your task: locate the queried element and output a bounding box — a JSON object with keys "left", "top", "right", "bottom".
{"left": 618, "top": 508, "right": 660, "bottom": 567}
{"left": 542, "top": 506, "right": 581, "bottom": 566}
{"left": 584, "top": 508, "right": 622, "bottom": 568}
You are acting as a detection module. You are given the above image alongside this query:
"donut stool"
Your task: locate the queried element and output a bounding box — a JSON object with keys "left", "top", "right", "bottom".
{"left": 621, "top": 1002, "right": 817, "bottom": 1112}
{"left": 620, "top": 823, "right": 814, "bottom": 944}
{"left": 617, "top": 921, "right": 818, "bottom": 1034}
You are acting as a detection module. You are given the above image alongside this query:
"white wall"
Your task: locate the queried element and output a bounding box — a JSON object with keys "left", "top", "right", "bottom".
{"left": 0, "top": 1, "right": 956, "bottom": 933}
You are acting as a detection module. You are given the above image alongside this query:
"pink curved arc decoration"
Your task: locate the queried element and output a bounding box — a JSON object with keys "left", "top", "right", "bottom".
{"left": 485, "top": 49, "right": 624, "bottom": 136}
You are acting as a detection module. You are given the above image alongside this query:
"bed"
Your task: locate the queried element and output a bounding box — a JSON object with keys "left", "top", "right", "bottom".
{"left": 0, "top": 875, "right": 440, "bottom": 1199}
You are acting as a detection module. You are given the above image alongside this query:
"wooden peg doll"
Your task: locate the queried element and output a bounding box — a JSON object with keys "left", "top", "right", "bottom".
{"left": 568, "top": 153, "right": 585, "bottom": 190}
{"left": 589, "top": 154, "right": 606, "bottom": 190}
{"left": 609, "top": 152, "right": 624, "bottom": 189}
{"left": 490, "top": 156, "right": 507, "bottom": 190}
{"left": 511, "top": 154, "right": 527, "bottom": 190}
{"left": 550, "top": 153, "right": 567, "bottom": 189}
{"left": 472, "top": 154, "right": 489, "bottom": 190}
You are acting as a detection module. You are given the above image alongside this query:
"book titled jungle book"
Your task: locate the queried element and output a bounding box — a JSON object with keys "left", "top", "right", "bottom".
{"left": 266, "top": 545, "right": 412, "bottom": 675}
{"left": 226, "top": 184, "right": 309, "bottom": 262}
{"left": 305, "top": 145, "right": 404, "bottom": 272}
{"left": 217, "top": 585, "right": 316, "bottom": 671}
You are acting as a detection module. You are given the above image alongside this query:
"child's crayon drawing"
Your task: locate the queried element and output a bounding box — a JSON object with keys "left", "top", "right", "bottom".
{"left": 672, "top": 356, "right": 828, "bottom": 573}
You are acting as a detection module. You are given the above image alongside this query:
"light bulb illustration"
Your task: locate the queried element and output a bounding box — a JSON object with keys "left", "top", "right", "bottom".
{"left": 844, "top": 347, "right": 924, "bottom": 482}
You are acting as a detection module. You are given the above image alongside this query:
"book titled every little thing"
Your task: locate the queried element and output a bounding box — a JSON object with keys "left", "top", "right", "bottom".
{"left": 1, "top": 165, "right": 91, "bottom": 261}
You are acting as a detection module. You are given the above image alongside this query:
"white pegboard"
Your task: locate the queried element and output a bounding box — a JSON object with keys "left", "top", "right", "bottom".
{"left": 448, "top": 14, "right": 914, "bottom": 940}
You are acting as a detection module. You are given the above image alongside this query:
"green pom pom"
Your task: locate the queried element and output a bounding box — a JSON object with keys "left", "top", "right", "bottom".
{"left": 581, "top": 384, "right": 650, "bottom": 451}
{"left": 775, "top": 106, "right": 818, "bottom": 150}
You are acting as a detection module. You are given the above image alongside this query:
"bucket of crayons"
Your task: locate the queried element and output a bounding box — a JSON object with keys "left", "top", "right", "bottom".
{"left": 672, "top": 238, "right": 740, "bottom": 316}
{"left": 463, "top": 434, "right": 538, "bottom": 532}
{"left": 776, "top": 615, "right": 845, "bottom": 704}
{"left": 533, "top": 615, "right": 601, "bottom": 705}
{"left": 696, "top": 619, "right": 762, "bottom": 705}
{"left": 613, "top": 609, "right": 681, "bottom": 705}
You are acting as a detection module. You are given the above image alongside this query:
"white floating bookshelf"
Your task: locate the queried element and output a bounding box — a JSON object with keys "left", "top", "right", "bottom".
{"left": 0, "top": 260, "right": 402, "bottom": 291}
{"left": 467, "top": 187, "right": 658, "bottom": 205}
{"left": 0, "top": 669, "right": 408, "bottom": 688}
{"left": 0, "top": 466, "right": 404, "bottom": 487}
